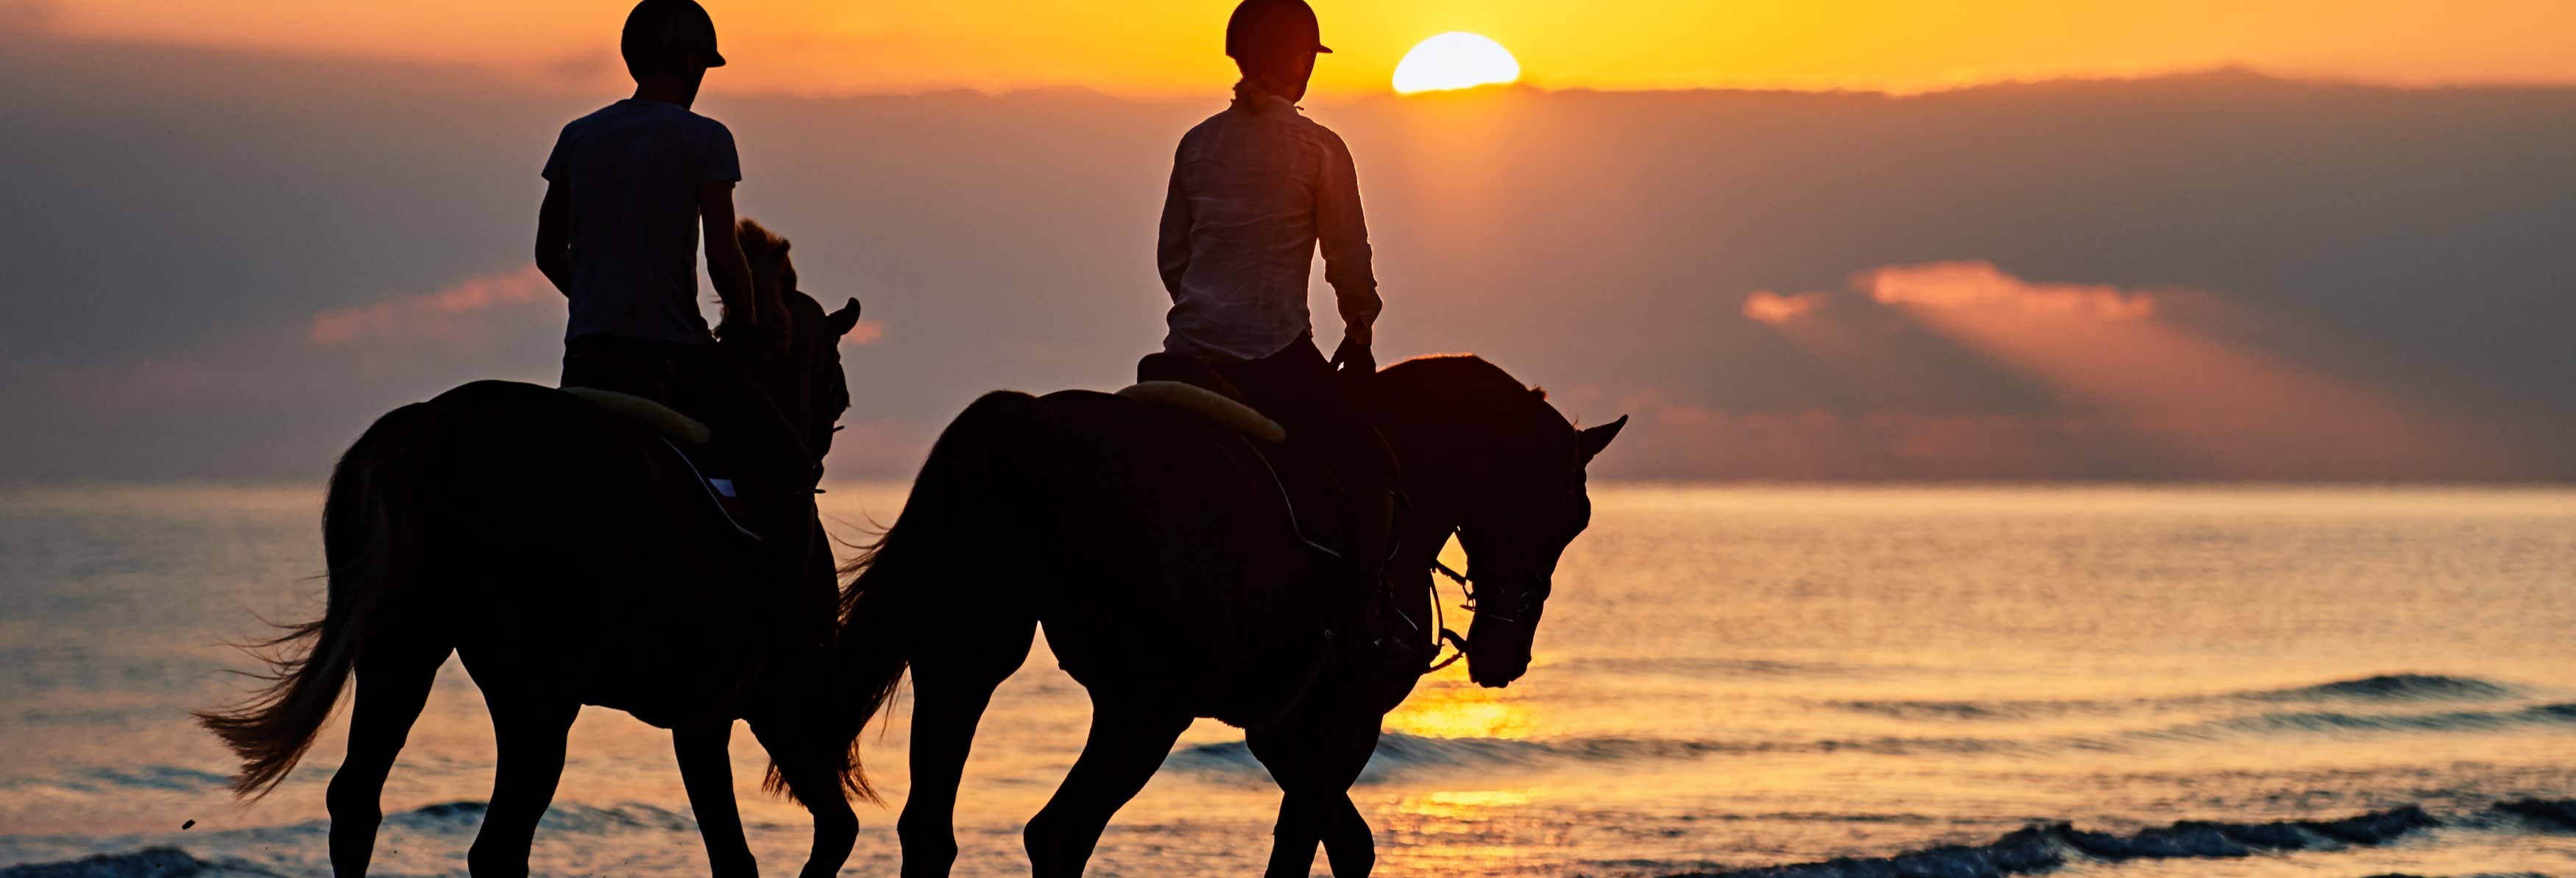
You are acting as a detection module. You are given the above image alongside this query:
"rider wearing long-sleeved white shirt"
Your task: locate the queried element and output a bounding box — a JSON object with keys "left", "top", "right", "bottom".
{"left": 1155, "top": 0, "right": 1379, "bottom": 395}
{"left": 1147, "top": 0, "right": 1398, "bottom": 625}
{"left": 1156, "top": 68, "right": 1379, "bottom": 368}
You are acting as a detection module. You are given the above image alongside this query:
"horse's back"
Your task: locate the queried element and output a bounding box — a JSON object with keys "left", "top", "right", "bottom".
{"left": 388, "top": 380, "right": 776, "bottom": 725}
{"left": 1013, "top": 390, "right": 1341, "bottom": 723}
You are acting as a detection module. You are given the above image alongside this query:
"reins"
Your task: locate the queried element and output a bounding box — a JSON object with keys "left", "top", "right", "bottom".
{"left": 1423, "top": 543, "right": 1473, "bottom": 673}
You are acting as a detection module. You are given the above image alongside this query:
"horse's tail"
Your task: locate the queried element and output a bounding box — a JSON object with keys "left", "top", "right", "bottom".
{"left": 804, "top": 390, "right": 1051, "bottom": 801}
{"left": 195, "top": 402, "right": 439, "bottom": 799}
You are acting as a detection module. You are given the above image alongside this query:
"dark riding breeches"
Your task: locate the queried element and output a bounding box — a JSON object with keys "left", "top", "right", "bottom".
{"left": 1139, "top": 333, "right": 1399, "bottom": 568}
{"left": 562, "top": 335, "right": 835, "bottom": 644}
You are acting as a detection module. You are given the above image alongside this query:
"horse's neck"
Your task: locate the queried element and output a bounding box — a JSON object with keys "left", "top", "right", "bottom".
{"left": 1370, "top": 385, "right": 1473, "bottom": 546}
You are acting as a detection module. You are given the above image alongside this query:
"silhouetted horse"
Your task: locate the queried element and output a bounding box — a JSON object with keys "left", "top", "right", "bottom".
{"left": 832, "top": 355, "right": 1626, "bottom": 877}
{"left": 196, "top": 222, "right": 871, "bottom": 878}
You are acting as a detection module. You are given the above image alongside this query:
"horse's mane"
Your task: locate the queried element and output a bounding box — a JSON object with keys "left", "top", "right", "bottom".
{"left": 733, "top": 219, "right": 793, "bottom": 335}
{"left": 1381, "top": 354, "right": 1545, "bottom": 400}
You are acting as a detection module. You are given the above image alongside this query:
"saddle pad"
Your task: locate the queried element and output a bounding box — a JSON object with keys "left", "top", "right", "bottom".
{"left": 561, "top": 387, "right": 712, "bottom": 445}
{"left": 1117, "top": 380, "right": 1288, "bottom": 443}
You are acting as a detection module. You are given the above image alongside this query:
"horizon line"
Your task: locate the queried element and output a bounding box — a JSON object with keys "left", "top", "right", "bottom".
{"left": 24, "top": 30, "right": 2576, "bottom": 105}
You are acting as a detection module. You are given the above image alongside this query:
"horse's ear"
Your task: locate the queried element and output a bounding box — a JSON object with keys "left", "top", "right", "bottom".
{"left": 1579, "top": 415, "right": 1627, "bottom": 462}
{"left": 827, "top": 298, "right": 863, "bottom": 337}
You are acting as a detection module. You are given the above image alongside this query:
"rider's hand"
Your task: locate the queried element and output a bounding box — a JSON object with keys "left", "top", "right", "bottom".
{"left": 1331, "top": 337, "right": 1376, "bottom": 377}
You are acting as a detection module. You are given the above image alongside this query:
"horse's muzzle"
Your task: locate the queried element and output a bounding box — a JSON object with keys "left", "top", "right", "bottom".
{"left": 1463, "top": 618, "right": 1535, "bottom": 689}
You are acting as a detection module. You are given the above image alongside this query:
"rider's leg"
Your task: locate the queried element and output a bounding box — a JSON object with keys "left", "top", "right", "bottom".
{"left": 560, "top": 336, "right": 681, "bottom": 403}
{"left": 676, "top": 343, "right": 816, "bottom": 489}
{"left": 671, "top": 344, "right": 832, "bottom": 638}
{"left": 1218, "top": 336, "right": 1400, "bottom": 637}
{"left": 1136, "top": 352, "right": 1246, "bottom": 399}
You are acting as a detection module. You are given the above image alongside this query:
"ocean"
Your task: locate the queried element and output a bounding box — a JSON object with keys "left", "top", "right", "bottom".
{"left": 1, "top": 484, "right": 2570, "bottom": 877}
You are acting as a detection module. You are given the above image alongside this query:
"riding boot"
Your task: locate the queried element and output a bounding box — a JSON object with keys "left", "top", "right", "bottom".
{"left": 1338, "top": 487, "right": 1398, "bottom": 655}
{"left": 730, "top": 456, "right": 827, "bottom": 646}
{"left": 801, "top": 517, "right": 839, "bottom": 646}
{"left": 773, "top": 474, "right": 835, "bottom": 647}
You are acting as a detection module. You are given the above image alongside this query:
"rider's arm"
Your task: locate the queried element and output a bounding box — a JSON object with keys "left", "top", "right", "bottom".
{"left": 1316, "top": 132, "right": 1379, "bottom": 347}
{"left": 1156, "top": 146, "right": 1193, "bottom": 300}
{"left": 700, "top": 183, "right": 759, "bottom": 329}
{"left": 534, "top": 181, "right": 573, "bottom": 297}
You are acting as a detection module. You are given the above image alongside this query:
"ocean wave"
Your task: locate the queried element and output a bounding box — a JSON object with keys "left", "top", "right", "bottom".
{"left": 1833, "top": 698, "right": 2117, "bottom": 721}
{"left": 0, "top": 801, "right": 715, "bottom": 876}
{"left": 1834, "top": 673, "right": 2527, "bottom": 723}
{"left": 1663, "top": 805, "right": 2444, "bottom": 877}
{"left": 2493, "top": 798, "right": 2576, "bottom": 832}
{"left": 1164, "top": 732, "right": 1711, "bottom": 784}
{"left": 1172, "top": 694, "right": 2574, "bottom": 785}
{"left": 0, "top": 765, "right": 236, "bottom": 795}
{"left": 68, "top": 767, "right": 233, "bottom": 795}
{"left": 1164, "top": 731, "right": 2024, "bottom": 784}
{"left": 2171, "top": 701, "right": 2576, "bottom": 738}
{"left": 1551, "top": 657, "right": 1853, "bottom": 678}
{"left": 372, "top": 800, "right": 698, "bottom": 835}
{"left": 1660, "top": 801, "right": 2576, "bottom": 878}
{"left": 2250, "top": 673, "right": 2520, "bottom": 703}
{"left": 0, "top": 847, "right": 281, "bottom": 877}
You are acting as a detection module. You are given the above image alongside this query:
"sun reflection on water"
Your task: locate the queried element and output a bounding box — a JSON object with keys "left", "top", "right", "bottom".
{"left": 1374, "top": 787, "right": 1561, "bottom": 877}
{"left": 1383, "top": 669, "right": 1534, "bottom": 740}
{"left": 1404, "top": 788, "right": 1535, "bottom": 815}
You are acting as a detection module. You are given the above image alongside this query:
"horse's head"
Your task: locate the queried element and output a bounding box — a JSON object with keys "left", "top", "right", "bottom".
{"left": 1374, "top": 357, "right": 1626, "bottom": 689}
{"left": 733, "top": 219, "right": 865, "bottom": 456}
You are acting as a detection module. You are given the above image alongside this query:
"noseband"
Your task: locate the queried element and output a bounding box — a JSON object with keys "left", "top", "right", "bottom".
{"left": 1420, "top": 527, "right": 1540, "bottom": 673}
{"left": 1424, "top": 557, "right": 1473, "bottom": 673}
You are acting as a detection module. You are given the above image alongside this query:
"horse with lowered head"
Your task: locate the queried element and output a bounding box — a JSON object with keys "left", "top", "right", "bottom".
{"left": 195, "top": 221, "right": 871, "bottom": 878}
{"left": 829, "top": 355, "right": 1625, "bottom": 877}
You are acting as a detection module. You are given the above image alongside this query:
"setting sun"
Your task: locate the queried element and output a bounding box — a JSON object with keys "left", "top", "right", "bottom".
{"left": 1393, "top": 32, "right": 1521, "bottom": 94}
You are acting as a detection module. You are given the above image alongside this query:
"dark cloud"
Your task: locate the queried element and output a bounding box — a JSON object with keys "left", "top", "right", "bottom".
{"left": 3, "top": 36, "right": 2572, "bottom": 482}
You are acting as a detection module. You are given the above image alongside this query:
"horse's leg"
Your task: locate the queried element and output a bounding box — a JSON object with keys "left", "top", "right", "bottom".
{"left": 1245, "top": 728, "right": 1321, "bottom": 877}
{"left": 1317, "top": 784, "right": 1378, "bottom": 877}
{"left": 464, "top": 688, "right": 578, "bottom": 878}
{"left": 762, "top": 742, "right": 859, "bottom": 878}
{"left": 325, "top": 633, "right": 449, "bottom": 877}
{"left": 1022, "top": 700, "right": 1193, "bottom": 878}
{"left": 1249, "top": 714, "right": 1384, "bottom": 878}
{"left": 673, "top": 723, "right": 758, "bottom": 878}
{"left": 899, "top": 616, "right": 1036, "bottom": 878}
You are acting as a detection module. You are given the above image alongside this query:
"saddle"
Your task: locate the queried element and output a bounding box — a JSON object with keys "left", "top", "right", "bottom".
{"left": 1126, "top": 354, "right": 1427, "bottom": 688}
{"left": 1116, "top": 381, "right": 1286, "bottom": 442}
{"left": 1123, "top": 353, "right": 1386, "bottom": 564}
{"left": 560, "top": 386, "right": 711, "bottom": 445}
{"left": 559, "top": 386, "right": 760, "bottom": 540}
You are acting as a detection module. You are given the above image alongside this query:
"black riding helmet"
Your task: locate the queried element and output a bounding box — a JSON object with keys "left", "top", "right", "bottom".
{"left": 1225, "top": 0, "right": 1332, "bottom": 61}
{"left": 622, "top": 0, "right": 727, "bottom": 71}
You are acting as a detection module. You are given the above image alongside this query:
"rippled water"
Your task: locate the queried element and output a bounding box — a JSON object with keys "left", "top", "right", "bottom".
{"left": 1, "top": 485, "right": 2572, "bottom": 877}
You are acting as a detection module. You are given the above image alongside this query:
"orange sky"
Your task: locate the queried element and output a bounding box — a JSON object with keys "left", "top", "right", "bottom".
{"left": 40, "top": 0, "right": 2576, "bottom": 96}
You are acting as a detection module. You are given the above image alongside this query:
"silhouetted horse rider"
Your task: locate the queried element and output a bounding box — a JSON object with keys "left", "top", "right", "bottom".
{"left": 534, "top": 0, "right": 832, "bottom": 640}
{"left": 1144, "top": 0, "right": 1398, "bottom": 623}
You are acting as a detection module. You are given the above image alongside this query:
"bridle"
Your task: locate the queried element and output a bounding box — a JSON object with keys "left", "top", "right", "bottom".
{"left": 1423, "top": 552, "right": 1475, "bottom": 673}
{"left": 1419, "top": 525, "right": 1540, "bottom": 673}
{"left": 1413, "top": 476, "right": 1575, "bottom": 675}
